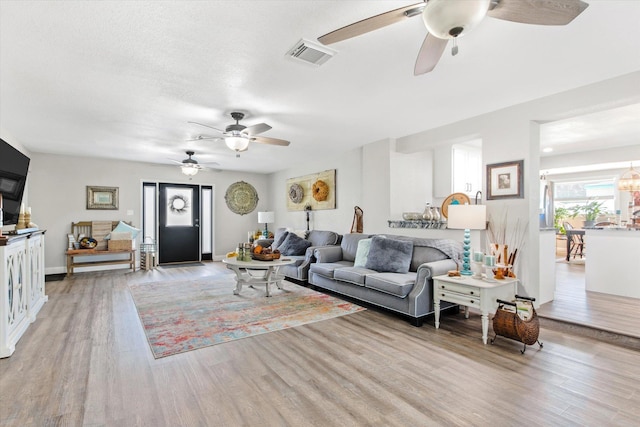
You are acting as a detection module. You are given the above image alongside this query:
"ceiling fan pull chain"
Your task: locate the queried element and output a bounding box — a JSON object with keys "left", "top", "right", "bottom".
{"left": 451, "top": 38, "right": 459, "bottom": 56}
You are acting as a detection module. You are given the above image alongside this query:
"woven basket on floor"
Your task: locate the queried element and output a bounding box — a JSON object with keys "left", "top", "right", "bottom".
{"left": 493, "top": 299, "right": 540, "bottom": 346}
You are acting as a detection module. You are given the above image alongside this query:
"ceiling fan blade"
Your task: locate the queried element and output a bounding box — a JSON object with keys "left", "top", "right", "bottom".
{"left": 488, "top": 0, "right": 589, "bottom": 26}
{"left": 414, "top": 34, "right": 448, "bottom": 75}
{"left": 251, "top": 136, "right": 290, "bottom": 146}
{"left": 185, "top": 135, "right": 219, "bottom": 142}
{"left": 169, "top": 159, "right": 184, "bottom": 165}
{"left": 318, "top": 2, "right": 425, "bottom": 45}
{"left": 243, "top": 123, "right": 272, "bottom": 136}
{"left": 188, "top": 121, "right": 224, "bottom": 133}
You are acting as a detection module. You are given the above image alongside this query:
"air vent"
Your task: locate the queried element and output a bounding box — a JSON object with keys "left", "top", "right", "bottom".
{"left": 286, "top": 39, "right": 336, "bottom": 66}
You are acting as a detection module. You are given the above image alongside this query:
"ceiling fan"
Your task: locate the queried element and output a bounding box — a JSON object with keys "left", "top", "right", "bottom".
{"left": 318, "top": 0, "right": 589, "bottom": 75}
{"left": 188, "top": 112, "right": 290, "bottom": 157}
{"left": 170, "top": 151, "right": 218, "bottom": 176}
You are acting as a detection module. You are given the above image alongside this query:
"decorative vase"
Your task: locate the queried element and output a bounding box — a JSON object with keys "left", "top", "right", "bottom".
{"left": 422, "top": 204, "right": 433, "bottom": 221}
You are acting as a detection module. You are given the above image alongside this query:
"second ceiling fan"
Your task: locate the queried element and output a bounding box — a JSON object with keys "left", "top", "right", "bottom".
{"left": 189, "top": 112, "right": 290, "bottom": 157}
{"left": 318, "top": 0, "right": 589, "bottom": 75}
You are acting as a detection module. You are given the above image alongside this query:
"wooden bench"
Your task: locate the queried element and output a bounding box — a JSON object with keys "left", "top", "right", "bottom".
{"left": 65, "top": 221, "right": 136, "bottom": 276}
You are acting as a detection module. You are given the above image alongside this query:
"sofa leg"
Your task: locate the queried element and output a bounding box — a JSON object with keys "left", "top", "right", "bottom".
{"left": 410, "top": 317, "right": 424, "bottom": 327}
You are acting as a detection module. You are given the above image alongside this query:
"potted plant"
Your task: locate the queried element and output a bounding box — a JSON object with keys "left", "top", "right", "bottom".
{"left": 554, "top": 207, "right": 570, "bottom": 234}
{"left": 569, "top": 200, "right": 604, "bottom": 228}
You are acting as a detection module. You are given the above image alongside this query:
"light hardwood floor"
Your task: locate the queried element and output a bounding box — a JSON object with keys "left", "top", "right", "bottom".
{"left": 1, "top": 262, "right": 639, "bottom": 426}
{"left": 538, "top": 259, "right": 640, "bottom": 340}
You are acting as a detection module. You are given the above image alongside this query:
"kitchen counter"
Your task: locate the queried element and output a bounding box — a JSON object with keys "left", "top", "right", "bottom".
{"left": 585, "top": 229, "right": 640, "bottom": 299}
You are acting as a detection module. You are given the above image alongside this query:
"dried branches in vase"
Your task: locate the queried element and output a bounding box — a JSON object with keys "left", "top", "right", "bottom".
{"left": 486, "top": 210, "right": 528, "bottom": 278}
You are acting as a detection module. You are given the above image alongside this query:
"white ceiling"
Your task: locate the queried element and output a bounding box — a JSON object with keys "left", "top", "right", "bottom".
{"left": 2, "top": 1, "right": 640, "bottom": 174}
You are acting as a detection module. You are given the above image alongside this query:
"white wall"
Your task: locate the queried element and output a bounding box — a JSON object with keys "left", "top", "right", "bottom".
{"left": 28, "top": 152, "right": 271, "bottom": 273}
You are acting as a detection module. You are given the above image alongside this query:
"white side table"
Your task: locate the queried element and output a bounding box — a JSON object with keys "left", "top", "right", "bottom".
{"left": 433, "top": 275, "right": 518, "bottom": 344}
{"left": 222, "top": 257, "right": 295, "bottom": 297}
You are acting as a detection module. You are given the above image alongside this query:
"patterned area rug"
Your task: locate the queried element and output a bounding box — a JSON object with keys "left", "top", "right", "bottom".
{"left": 128, "top": 276, "right": 365, "bottom": 358}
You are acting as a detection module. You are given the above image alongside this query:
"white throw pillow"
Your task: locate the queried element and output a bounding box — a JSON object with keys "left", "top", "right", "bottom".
{"left": 353, "top": 238, "right": 372, "bottom": 268}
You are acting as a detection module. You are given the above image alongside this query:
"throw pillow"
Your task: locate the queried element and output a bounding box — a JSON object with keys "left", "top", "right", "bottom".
{"left": 272, "top": 230, "right": 289, "bottom": 249}
{"left": 106, "top": 221, "right": 141, "bottom": 240}
{"left": 353, "top": 238, "right": 372, "bottom": 268}
{"left": 365, "top": 236, "right": 413, "bottom": 273}
{"left": 278, "top": 232, "right": 312, "bottom": 256}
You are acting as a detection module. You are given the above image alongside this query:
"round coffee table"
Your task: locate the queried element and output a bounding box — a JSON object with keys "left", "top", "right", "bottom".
{"left": 222, "top": 257, "right": 295, "bottom": 297}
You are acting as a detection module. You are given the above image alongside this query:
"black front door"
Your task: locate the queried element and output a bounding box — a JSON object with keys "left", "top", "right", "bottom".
{"left": 158, "top": 183, "right": 200, "bottom": 264}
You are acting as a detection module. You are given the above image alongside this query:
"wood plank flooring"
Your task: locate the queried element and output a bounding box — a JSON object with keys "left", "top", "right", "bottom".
{"left": 1, "top": 262, "right": 639, "bottom": 426}
{"left": 538, "top": 260, "right": 640, "bottom": 339}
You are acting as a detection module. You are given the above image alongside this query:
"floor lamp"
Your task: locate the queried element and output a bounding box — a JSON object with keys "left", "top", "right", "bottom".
{"left": 447, "top": 204, "right": 487, "bottom": 276}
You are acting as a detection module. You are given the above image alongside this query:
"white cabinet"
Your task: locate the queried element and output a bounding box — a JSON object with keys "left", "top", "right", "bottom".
{"left": 0, "top": 231, "right": 47, "bottom": 358}
{"left": 453, "top": 145, "right": 482, "bottom": 196}
{"left": 433, "top": 143, "right": 482, "bottom": 198}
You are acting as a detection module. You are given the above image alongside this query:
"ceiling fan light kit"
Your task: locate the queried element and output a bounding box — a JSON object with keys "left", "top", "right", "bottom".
{"left": 421, "top": 0, "right": 490, "bottom": 40}
{"left": 189, "top": 112, "right": 290, "bottom": 156}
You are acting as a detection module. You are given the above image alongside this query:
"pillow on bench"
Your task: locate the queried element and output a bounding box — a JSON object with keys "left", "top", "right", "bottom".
{"left": 365, "top": 236, "right": 413, "bottom": 273}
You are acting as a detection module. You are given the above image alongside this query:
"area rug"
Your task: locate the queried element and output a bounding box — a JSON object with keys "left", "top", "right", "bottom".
{"left": 128, "top": 276, "right": 365, "bottom": 358}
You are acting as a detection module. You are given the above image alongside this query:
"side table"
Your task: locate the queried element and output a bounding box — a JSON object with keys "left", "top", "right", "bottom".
{"left": 433, "top": 274, "right": 518, "bottom": 344}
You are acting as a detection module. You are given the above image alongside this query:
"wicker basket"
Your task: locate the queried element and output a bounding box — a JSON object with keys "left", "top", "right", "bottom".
{"left": 491, "top": 295, "right": 543, "bottom": 353}
{"left": 251, "top": 252, "right": 281, "bottom": 261}
{"left": 108, "top": 239, "right": 132, "bottom": 251}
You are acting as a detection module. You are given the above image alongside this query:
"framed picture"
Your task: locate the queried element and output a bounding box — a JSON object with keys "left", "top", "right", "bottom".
{"left": 486, "top": 160, "right": 524, "bottom": 200}
{"left": 86, "top": 186, "right": 119, "bottom": 210}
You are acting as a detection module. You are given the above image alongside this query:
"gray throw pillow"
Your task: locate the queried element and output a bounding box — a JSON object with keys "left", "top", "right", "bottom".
{"left": 272, "top": 231, "right": 289, "bottom": 250}
{"left": 278, "top": 233, "right": 312, "bottom": 256}
{"left": 365, "top": 236, "right": 413, "bottom": 273}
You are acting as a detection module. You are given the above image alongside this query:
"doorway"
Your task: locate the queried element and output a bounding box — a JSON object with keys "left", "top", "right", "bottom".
{"left": 143, "top": 182, "right": 213, "bottom": 264}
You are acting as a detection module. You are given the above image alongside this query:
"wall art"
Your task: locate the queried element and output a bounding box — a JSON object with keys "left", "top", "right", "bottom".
{"left": 486, "top": 160, "right": 524, "bottom": 200}
{"left": 286, "top": 169, "right": 336, "bottom": 211}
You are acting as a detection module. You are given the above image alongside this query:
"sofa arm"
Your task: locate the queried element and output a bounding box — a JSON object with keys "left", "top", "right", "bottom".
{"left": 313, "top": 245, "right": 343, "bottom": 263}
{"left": 408, "top": 259, "right": 458, "bottom": 318}
{"left": 416, "top": 259, "right": 457, "bottom": 284}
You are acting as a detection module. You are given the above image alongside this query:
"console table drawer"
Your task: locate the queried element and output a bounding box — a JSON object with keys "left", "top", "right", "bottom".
{"left": 436, "top": 281, "right": 480, "bottom": 297}
{"left": 438, "top": 290, "right": 480, "bottom": 308}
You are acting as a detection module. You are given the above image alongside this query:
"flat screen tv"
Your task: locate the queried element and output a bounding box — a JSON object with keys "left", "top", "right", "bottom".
{"left": 0, "top": 138, "right": 31, "bottom": 226}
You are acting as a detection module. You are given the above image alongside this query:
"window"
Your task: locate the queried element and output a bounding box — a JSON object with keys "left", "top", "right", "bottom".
{"left": 554, "top": 179, "right": 615, "bottom": 213}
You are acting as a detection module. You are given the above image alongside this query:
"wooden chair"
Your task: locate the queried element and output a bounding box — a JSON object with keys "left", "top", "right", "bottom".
{"left": 563, "top": 222, "right": 585, "bottom": 259}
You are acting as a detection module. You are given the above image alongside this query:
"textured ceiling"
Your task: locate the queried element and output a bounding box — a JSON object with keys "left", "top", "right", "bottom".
{"left": 1, "top": 1, "right": 640, "bottom": 174}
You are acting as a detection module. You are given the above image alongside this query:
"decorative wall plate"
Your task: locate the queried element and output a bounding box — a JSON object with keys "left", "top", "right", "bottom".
{"left": 288, "top": 183, "right": 304, "bottom": 203}
{"left": 441, "top": 192, "right": 471, "bottom": 219}
{"left": 225, "top": 181, "right": 259, "bottom": 215}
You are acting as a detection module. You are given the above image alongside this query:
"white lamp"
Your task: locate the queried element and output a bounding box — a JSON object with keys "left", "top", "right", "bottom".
{"left": 447, "top": 204, "right": 487, "bottom": 276}
{"left": 225, "top": 135, "right": 250, "bottom": 152}
{"left": 258, "top": 211, "right": 275, "bottom": 238}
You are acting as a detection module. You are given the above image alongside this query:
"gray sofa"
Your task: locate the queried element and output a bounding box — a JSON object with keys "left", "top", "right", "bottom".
{"left": 308, "top": 233, "right": 462, "bottom": 326}
{"left": 258, "top": 228, "right": 342, "bottom": 282}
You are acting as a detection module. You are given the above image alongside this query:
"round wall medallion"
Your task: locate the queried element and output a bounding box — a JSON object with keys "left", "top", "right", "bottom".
{"left": 441, "top": 192, "right": 471, "bottom": 219}
{"left": 225, "top": 181, "right": 259, "bottom": 215}
{"left": 288, "top": 183, "right": 304, "bottom": 204}
{"left": 312, "top": 179, "right": 329, "bottom": 201}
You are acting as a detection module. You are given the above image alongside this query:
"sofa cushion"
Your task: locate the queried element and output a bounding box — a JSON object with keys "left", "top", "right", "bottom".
{"left": 353, "top": 238, "right": 372, "bottom": 267}
{"left": 284, "top": 255, "right": 306, "bottom": 267}
{"left": 279, "top": 233, "right": 312, "bottom": 256}
{"left": 340, "top": 234, "right": 372, "bottom": 262}
{"left": 310, "top": 261, "right": 353, "bottom": 279}
{"left": 334, "top": 266, "right": 376, "bottom": 286}
{"left": 365, "top": 236, "right": 413, "bottom": 273}
{"left": 365, "top": 272, "right": 417, "bottom": 298}
{"left": 307, "top": 230, "right": 340, "bottom": 247}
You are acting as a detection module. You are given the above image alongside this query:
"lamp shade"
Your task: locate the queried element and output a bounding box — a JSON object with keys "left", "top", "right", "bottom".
{"left": 225, "top": 136, "right": 250, "bottom": 151}
{"left": 181, "top": 164, "right": 199, "bottom": 176}
{"left": 447, "top": 204, "right": 487, "bottom": 230}
{"left": 258, "top": 211, "right": 275, "bottom": 224}
{"left": 422, "top": 0, "right": 490, "bottom": 39}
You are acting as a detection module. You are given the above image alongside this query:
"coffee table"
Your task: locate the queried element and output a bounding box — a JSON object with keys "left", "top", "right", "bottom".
{"left": 222, "top": 257, "right": 295, "bottom": 297}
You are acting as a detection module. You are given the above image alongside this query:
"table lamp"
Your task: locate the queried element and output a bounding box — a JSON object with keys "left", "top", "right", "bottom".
{"left": 258, "top": 211, "right": 275, "bottom": 239}
{"left": 447, "top": 204, "right": 487, "bottom": 276}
